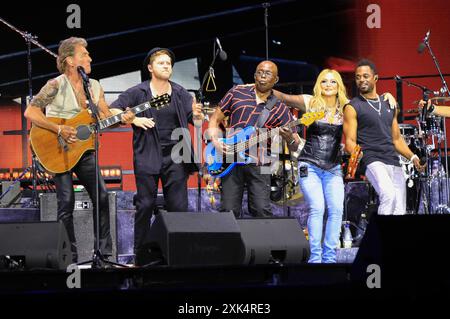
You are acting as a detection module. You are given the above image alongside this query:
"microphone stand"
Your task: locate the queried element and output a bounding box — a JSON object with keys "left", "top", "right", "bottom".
{"left": 76, "top": 75, "right": 124, "bottom": 268}
{"left": 195, "top": 43, "right": 223, "bottom": 212}
{"left": 262, "top": 2, "right": 270, "bottom": 60}
{"left": 422, "top": 35, "right": 450, "bottom": 213}
{"left": 407, "top": 81, "right": 434, "bottom": 213}
{"left": 421, "top": 88, "right": 434, "bottom": 214}
{"left": 0, "top": 17, "right": 58, "bottom": 208}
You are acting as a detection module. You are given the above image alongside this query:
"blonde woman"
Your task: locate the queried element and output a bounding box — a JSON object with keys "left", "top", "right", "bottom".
{"left": 276, "top": 69, "right": 347, "bottom": 263}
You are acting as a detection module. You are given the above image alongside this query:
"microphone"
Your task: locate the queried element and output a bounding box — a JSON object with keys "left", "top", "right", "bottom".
{"left": 215, "top": 37, "right": 228, "bottom": 61}
{"left": 77, "top": 66, "right": 90, "bottom": 84}
{"left": 395, "top": 75, "right": 434, "bottom": 94}
{"left": 417, "top": 30, "right": 430, "bottom": 54}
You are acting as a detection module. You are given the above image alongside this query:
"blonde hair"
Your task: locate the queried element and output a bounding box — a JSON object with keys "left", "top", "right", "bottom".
{"left": 308, "top": 69, "right": 349, "bottom": 114}
{"left": 56, "top": 37, "right": 87, "bottom": 74}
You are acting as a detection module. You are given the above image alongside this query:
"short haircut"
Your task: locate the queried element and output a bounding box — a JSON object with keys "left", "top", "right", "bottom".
{"left": 356, "top": 59, "right": 378, "bottom": 75}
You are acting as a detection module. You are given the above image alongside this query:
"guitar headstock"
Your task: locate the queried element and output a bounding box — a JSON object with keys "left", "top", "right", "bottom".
{"left": 150, "top": 93, "right": 171, "bottom": 110}
{"left": 299, "top": 111, "right": 325, "bottom": 126}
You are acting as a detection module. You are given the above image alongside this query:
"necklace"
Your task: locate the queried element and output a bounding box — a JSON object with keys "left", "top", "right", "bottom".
{"left": 361, "top": 94, "right": 381, "bottom": 116}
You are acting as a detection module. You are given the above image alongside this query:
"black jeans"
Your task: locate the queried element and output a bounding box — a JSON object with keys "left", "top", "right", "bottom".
{"left": 221, "top": 164, "right": 272, "bottom": 218}
{"left": 134, "top": 146, "right": 189, "bottom": 265}
{"left": 53, "top": 152, "right": 112, "bottom": 262}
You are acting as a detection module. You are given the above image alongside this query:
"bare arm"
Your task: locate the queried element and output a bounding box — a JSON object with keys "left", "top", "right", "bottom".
{"left": 343, "top": 104, "right": 358, "bottom": 154}
{"left": 382, "top": 92, "right": 397, "bottom": 109}
{"left": 272, "top": 89, "right": 308, "bottom": 113}
{"left": 391, "top": 109, "right": 422, "bottom": 171}
{"left": 24, "top": 80, "right": 60, "bottom": 133}
{"left": 418, "top": 100, "right": 450, "bottom": 117}
{"left": 207, "top": 107, "right": 232, "bottom": 154}
{"left": 97, "top": 89, "right": 114, "bottom": 119}
{"left": 98, "top": 89, "right": 135, "bottom": 124}
{"left": 431, "top": 105, "right": 450, "bottom": 117}
{"left": 279, "top": 127, "right": 301, "bottom": 151}
{"left": 392, "top": 110, "right": 414, "bottom": 159}
{"left": 208, "top": 107, "right": 226, "bottom": 142}
{"left": 24, "top": 80, "right": 77, "bottom": 143}
{"left": 288, "top": 133, "right": 301, "bottom": 152}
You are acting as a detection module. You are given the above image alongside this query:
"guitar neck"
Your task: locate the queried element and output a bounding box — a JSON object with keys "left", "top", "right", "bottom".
{"left": 235, "top": 120, "right": 300, "bottom": 153}
{"left": 98, "top": 102, "right": 151, "bottom": 130}
{"left": 98, "top": 94, "right": 170, "bottom": 130}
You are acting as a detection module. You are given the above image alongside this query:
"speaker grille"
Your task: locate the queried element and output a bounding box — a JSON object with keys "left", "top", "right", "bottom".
{"left": 40, "top": 192, "right": 117, "bottom": 262}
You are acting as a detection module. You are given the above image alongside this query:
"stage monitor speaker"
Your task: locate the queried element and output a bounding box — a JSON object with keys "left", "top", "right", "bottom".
{"left": 352, "top": 215, "right": 450, "bottom": 285}
{"left": 40, "top": 191, "right": 117, "bottom": 262}
{"left": 237, "top": 217, "right": 310, "bottom": 264}
{"left": 148, "top": 212, "right": 245, "bottom": 266}
{"left": 0, "top": 221, "right": 71, "bottom": 270}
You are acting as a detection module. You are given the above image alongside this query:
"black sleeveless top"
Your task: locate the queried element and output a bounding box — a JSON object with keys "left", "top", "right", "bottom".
{"left": 299, "top": 121, "right": 343, "bottom": 170}
{"left": 348, "top": 95, "right": 400, "bottom": 171}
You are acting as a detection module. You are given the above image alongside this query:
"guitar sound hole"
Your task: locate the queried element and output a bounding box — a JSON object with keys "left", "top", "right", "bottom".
{"left": 76, "top": 125, "right": 91, "bottom": 140}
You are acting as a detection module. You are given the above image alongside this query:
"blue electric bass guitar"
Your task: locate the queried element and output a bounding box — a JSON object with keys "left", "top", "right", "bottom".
{"left": 205, "top": 111, "right": 324, "bottom": 178}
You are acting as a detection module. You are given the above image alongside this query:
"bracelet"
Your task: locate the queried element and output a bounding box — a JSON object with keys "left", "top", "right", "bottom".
{"left": 410, "top": 154, "right": 419, "bottom": 162}
{"left": 289, "top": 138, "right": 296, "bottom": 145}
{"left": 57, "top": 125, "right": 62, "bottom": 136}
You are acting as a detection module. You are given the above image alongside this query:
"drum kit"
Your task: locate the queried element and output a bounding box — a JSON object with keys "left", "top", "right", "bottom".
{"left": 401, "top": 96, "right": 450, "bottom": 214}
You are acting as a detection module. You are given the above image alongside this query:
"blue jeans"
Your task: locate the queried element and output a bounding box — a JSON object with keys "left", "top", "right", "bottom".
{"left": 299, "top": 162, "right": 344, "bottom": 263}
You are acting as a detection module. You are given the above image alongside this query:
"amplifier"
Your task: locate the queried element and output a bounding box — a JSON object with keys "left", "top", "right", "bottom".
{"left": 40, "top": 191, "right": 117, "bottom": 262}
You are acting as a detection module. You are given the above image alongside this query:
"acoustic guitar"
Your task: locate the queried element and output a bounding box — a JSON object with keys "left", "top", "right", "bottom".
{"left": 30, "top": 94, "right": 170, "bottom": 174}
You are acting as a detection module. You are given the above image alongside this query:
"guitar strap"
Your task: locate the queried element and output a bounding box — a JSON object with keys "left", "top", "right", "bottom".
{"left": 255, "top": 95, "right": 278, "bottom": 128}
